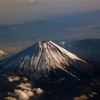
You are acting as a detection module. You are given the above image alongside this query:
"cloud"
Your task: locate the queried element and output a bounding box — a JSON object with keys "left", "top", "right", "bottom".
{"left": 59, "top": 41, "right": 66, "bottom": 45}
{"left": 5, "top": 90, "right": 29, "bottom": 100}
{"left": 0, "top": 50, "right": 7, "bottom": 56}
{"left": 0, "top": 75, "right": 44, "bottom": 100}
{"left": 17, "top": 83, "right": 32, "bottom": 90}
{"left": 73, "top": 95, "right": 89, "bottom": 100}
{"left": 7, "top": 76, "right": 20, "bottom": 82}
{"left": 5, "top": 97, "right": 17, "bottom": 100}
{"left": 33, "top": 88, "right": 44, "bottom": 95}
{"left": 7, "top": 88, "right": 43, "bottom": 100}
{"left": 29, "top": 0, "right": 34, "bottom": 2}
{"left": 10, "top": 89, "right": 33, "bottom": 100}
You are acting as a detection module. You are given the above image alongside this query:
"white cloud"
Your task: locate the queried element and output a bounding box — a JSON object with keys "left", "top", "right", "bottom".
{"left": 73, "top": 95, "right": 89, "bottom": 100}
{"left": 7, "top": 76, "right": 20, "bottom": 82}
{"left": 0, "top": 50, "right": 6, "bottom": 56}
{"left": 13, "top": 89, "right": 30, "bottom": 100}
{"left": 6, "top": 86, "right": 43, "bottom": 100}
{"left": 4, "top": 75, "right": 44, "bottom": 100}
{"left": 17, "top": 83, "right": 32, "bottom": 90}
{"left": 33, "top": 88, "right": 44, "bottom": 95}
{"left": 59, "top": 41, "right": 66, "bottom": 45}
{"left": 29, "top": 0, "right": 34, "bottom": 2}
{"left": 5, "top": 97, "right": 17, "bottom": 100}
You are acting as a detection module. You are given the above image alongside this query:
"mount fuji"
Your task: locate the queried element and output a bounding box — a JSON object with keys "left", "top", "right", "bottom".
{"left": 0, "top": 41, "right": 94, "bottom": 83}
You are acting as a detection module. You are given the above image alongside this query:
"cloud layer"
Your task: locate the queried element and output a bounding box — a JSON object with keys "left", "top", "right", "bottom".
{"left": 0, "top": 75, "right": 44, "bottom": 100}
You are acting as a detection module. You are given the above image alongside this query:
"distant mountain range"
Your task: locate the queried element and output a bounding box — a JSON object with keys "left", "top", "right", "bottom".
{"left": 0, "top": 10, "right": 100, "bottom": 44}
{"left": 64, "top": 39, "right": 100, "bottom": 61}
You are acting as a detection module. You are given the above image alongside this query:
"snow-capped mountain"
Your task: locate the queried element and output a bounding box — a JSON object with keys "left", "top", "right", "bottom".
{"left": 0, "top": 41, "right": 94, "bottom": 82}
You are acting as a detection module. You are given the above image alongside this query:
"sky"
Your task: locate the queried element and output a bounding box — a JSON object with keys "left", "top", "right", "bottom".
{"left": 0, "top": 0, "right": 100, "bottom": 25}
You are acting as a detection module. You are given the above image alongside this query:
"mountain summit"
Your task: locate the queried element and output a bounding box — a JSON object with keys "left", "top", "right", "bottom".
{"left": 0, "top": 41, "right": 94, "bottom": 81}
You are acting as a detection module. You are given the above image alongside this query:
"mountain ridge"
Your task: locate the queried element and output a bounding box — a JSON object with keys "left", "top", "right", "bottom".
{"left": 0, "top": 41, "right": 94, "bottom": 83}
{"left": 65, "top": 39, "right": 100, "bottom": 61}
{"left": 0, "top": 41, "right": 98, "bottom": 100}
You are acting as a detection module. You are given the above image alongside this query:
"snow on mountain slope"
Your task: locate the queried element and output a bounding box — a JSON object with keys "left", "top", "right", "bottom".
{"left": 0, "top": 41, "right": 94, "bottom": 81}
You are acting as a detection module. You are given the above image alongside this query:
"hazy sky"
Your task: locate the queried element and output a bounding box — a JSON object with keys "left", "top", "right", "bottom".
{"left": 0, "top": 0, "right": 100, "bottom": 25}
